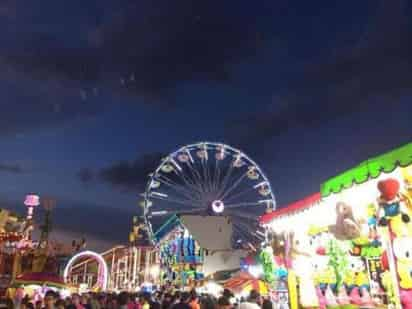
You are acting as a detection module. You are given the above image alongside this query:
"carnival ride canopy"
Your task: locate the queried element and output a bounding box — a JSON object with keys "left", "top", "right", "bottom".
{"left": 224, "top": 272, "right": 269, "bottom": 296}
{"left": 321, "top": 142, "right": 412, "bottom": 197}
{"left": 11, "top": 272, "right": 66, "bottom": 289}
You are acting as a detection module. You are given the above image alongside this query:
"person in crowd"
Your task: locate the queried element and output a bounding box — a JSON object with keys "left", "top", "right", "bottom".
{"left": 161, "top": 293, "right": 172, "bottom": 309}
{"left": 129, "top": 293, "right": 140, "bottom": 309}
{"left": 81, "top": 294, "right": 92, "bottom": 309}
{"left": 97, "top": 294, "right": 107, "bottom": 309}
{"left": 171, "top": 291, "right": 180, "bottom": 308}
{"left": 188, "top": 291, "right": 199, "bottom": 309}
{"left": 117, "top": 292, "right": 130, "bottom": 309}
{"left": 217, "top": 296, "right": 232, "bottom": 309}
{"left": 238, "top": 290, "right": 261, "bottom": 309}
{"left": 35, "top": 300, "right": 42, "bottom": 309}
{"left": 199, "top": 295, "right": 216, "bottom": 309}
{"left": 26, "top": 302, "right": 35, "bottom": 309}
{"left": 107, "top": 294, "right": 118, "bottom": 309}
{"left": 171, "top": 292, "right": 191, "bottom": 309}
{"left": 222, "top": 290, "right": 233, "bottom": 301}
{"left": 261, "top": 299, "right": 272, "bottom": 309}
{"left": 89, "top": 295, "right": 101, "bottom": 309}
{"left": 67, "top": 293, "right": 83, "bottom": 309}
{"left": 43, "top": 290, "right": 57, "bottom": 309}
{"left": 55, "top": 299, "right": 65, "bottom": 309}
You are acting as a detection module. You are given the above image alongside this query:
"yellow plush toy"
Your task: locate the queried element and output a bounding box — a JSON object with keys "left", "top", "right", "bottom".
{"left": 393, "top": 236, "right": 412, "bottom": 289}
{"left": 390, "top": 214, "right": 412, "bottom": 238}
{"left": 401, "top": 166, "right": 412, "bottom": 212}
{"left": 343, "top": 270, "right": 355, "bottom": 287}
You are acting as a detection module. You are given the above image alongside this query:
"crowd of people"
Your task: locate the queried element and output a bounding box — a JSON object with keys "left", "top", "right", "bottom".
{"left": 8, "top": 288, "right": 274, "bottom": 309}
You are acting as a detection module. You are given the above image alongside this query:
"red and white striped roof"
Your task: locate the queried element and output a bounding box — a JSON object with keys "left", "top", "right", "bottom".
{"left": 259, "top": 192, "right": 321, "bottom": 224}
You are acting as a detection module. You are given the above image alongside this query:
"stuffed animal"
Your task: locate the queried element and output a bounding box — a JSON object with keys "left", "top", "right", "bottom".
{"left": 336, "top": 285, "right": 350, "bottom": 305}
{"left": 393, "top": 236, "right": 412, "bottom": 308}
{"left": 315, "top": 286, "right": 327, "bottom": 309}
{"left": 381, "top": 270, "right": 396, "bottom": 306}
{"left": 401, "top": 166, "right": 412, "bottom": 212}
{"left": 307, "top": 230, "right": 331, "bottom": 256}
{"left": 400, "top": 289, "right": 412, "bottom": 309}
{"left": 360, "top": 287, "right": 376, "bottom": 308}
{"left": 324, "top": 285, "right": 338, "bottom": 307}
{"left": 294, "top": 256, "right": 319, "bottom": 308}
{"left": 377, "top": 178, "right": 410, "bottom": 226}
{"left": 311, "top": 255, "right": 330, "bottom": 289}
{"left": 329, "top": 202, "right": 361, "bottom": 240}
{"left": 349, "top": 287, "right": 362, "bottom": 306}
{"left": 393, "top": 236, "right": 412, "bottom": 289}
{"left": 353, "top": 259, "right": 369, "bottom": 290}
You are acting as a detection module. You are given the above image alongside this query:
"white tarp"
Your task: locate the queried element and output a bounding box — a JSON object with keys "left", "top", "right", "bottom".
{"left": 180, "top": 215, "right": 233, "bottom": 250}
{"left": 202, "top": 250, "right": 247, "bottom": 277}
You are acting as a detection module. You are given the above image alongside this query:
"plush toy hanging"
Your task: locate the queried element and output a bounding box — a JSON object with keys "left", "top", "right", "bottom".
{"left": 377, "top": 178, "right": 410, "bottom": 226}
{"left": 328, "top": 202, "right": 361, "bottom": 240}
{"left": 326, "top": 239, "right": 348, "bottom": 293}
{"left": 259, "top": 246, "right": 276, "bottom": 284}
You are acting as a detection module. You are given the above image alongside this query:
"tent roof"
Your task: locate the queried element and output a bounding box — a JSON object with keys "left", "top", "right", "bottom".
{"left": 321, "top": 142, "right": 412, "bottom": 197}
{"left": 12, "top": 272, "right": 66, "bottom": 288}
{"left": 259, "top": 193, "right": 321, "bottom": 224}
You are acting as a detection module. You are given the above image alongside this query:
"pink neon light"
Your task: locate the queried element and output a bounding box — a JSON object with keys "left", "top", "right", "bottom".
{"left": 24, "top": 195, "right": 40, "bottom": 207}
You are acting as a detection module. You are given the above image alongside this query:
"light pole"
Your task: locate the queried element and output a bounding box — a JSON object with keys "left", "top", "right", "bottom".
{"left": 38, "top": 197, "right": 56, "bottom": 248}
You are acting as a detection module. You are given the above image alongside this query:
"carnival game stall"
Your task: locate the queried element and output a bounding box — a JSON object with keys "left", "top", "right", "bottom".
{"left": 154, "top": 215, "right": 205, "bottom": 287}
{"left": 320, "top": 142, "right": 412, "bottom": 308}
{"left": 259, "top": 194, "right": 323, "bottom": 309}
{"left": 259, "top": 142, "right": 412, "bottom": 309}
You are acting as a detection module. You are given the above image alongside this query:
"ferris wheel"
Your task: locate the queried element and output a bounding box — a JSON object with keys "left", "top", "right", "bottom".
{"left": 142, "top": 142, "right": 276, "bottom": 246}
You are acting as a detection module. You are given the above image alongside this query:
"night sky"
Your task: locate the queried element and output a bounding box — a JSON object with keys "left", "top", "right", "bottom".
{"left": 0, "top": 0, "right": 411, "bottom": 251}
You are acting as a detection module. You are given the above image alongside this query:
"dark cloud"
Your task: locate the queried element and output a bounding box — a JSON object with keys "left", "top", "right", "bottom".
{"left": 2, "top": 0, "right": 276, "bottom": 99}
{"left": 0, "top": 0, "right": 278, "bottom": 136}
{"left": 77, "top": 168, "right": 95, "bottom": 184}
{"left": 0, "top": 66, "right": 104, "bottom": 136}
{"left": 99, "top": 152, "right": 164, "bottom": 191}
{"left": 229, "top": 0, "right": 412, "bottom": 142}
{"left": 0, "top": 162, "right": 25, "bottom": 174}
{"left": 78, "top": 152, "right": 165, "bottom": 192}
{"left": 52, "top": 203, "right": 135, "bottom": 243}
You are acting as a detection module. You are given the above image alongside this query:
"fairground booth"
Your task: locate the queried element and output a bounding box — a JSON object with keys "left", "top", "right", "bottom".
{"left": 258, "top": 142, "right": 412, "bottom": 309}
{"left": 154, "top": 214, "right": 248, "bottom": 290}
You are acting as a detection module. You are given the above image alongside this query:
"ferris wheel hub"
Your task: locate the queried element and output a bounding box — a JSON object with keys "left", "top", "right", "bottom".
{"left": 211, "top": 200, "right": 225, "bottom": 214}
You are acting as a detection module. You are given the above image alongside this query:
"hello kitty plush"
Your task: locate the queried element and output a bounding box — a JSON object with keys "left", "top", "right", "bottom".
{"left": 392, "top": 236, "right": 412, "bottom": 308}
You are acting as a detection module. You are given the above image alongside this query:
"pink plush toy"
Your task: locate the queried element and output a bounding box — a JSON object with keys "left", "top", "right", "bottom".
{"left": 400, "top": 289, "right": 412, "bottom": 309}
{"left": 336, "top": 286, "right": 350, "bottom": 305}
{"left": 325, "top": 286, "right": 338, "bottom": 307}
{"left": 349, "top": 287, "right": 362, "bottom": 305}
{"left": 315, "top": 286, "right": 327, "bottom": 309}
{"left": 360, "top": 287, "right": 375, "bottom": 308}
